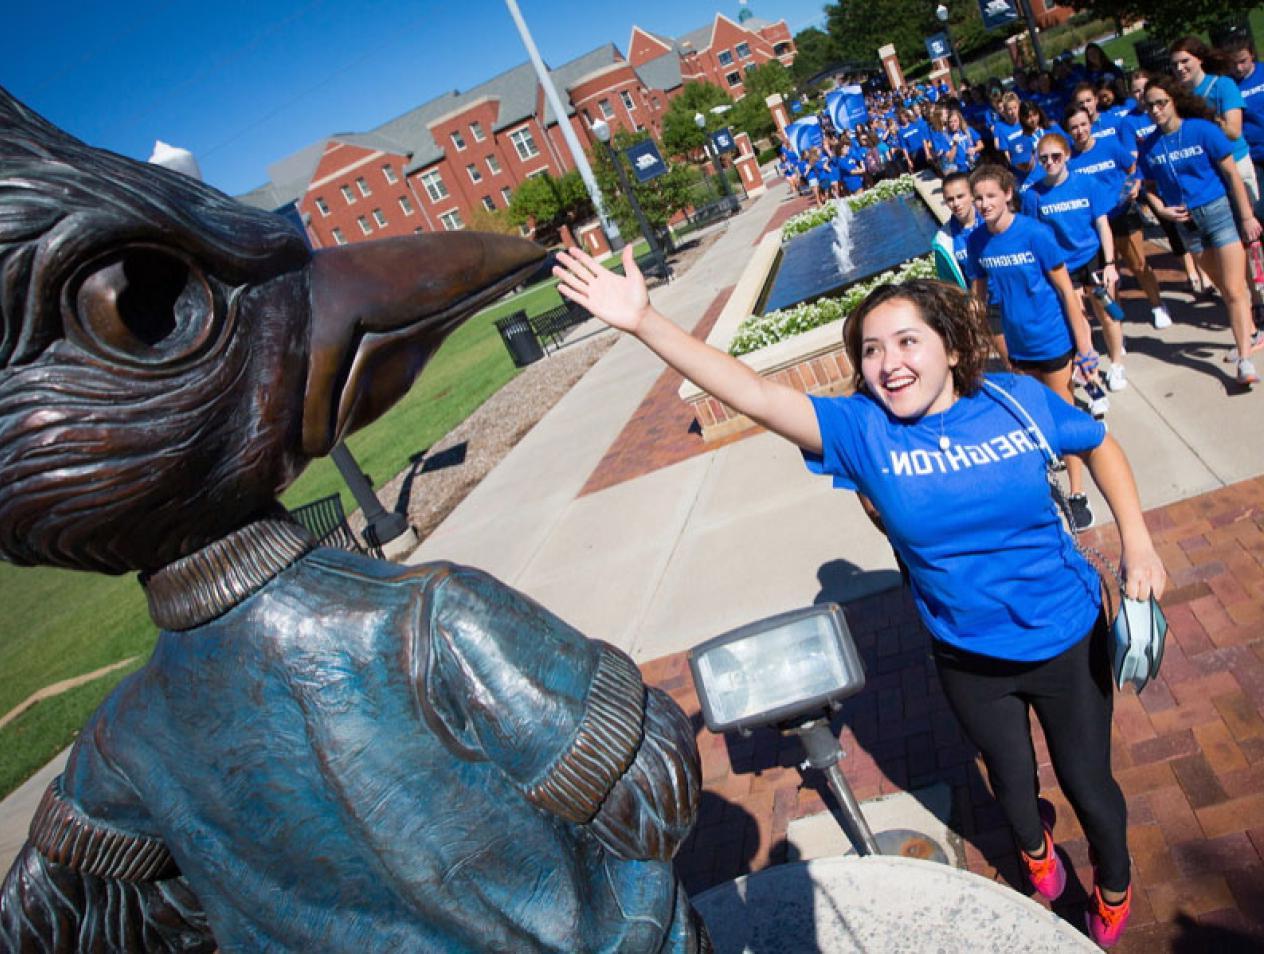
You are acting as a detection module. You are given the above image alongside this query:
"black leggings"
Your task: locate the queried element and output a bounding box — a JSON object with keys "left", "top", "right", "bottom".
{"left": 934, "top": 616, "right": 1129, "bottom": 891}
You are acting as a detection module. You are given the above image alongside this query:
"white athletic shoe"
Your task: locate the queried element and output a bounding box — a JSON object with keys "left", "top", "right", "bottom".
{"left": 1226, "top": 330, "right": 1264, "bottom": 363}
{"left": 1106, "top": 364, "right": 1127, "bottom": 392}
{"left": 1152, "top": 306, "right": 1172, "bottom": 329}
{"left": 1239, "top": 359, "right": 1260, "bottom": 388}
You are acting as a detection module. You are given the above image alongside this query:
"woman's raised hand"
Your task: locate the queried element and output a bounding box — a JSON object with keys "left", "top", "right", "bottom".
{"left": 553, "top": 244, "right": 651, "bottom": 335}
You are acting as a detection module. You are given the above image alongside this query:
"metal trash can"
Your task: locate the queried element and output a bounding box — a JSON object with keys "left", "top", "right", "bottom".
{"left": 494, "top": 310, "right": 544, "bottom": 368}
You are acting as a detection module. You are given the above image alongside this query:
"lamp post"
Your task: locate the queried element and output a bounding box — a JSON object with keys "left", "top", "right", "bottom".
{"left": 935, "top": 4, "right": 966, "bottom": 86}
{"left": 694, "top": 112, "right": 733, "bottom": 203}
{"left": 591, "top": 119, "right": 670, "bottom": 282}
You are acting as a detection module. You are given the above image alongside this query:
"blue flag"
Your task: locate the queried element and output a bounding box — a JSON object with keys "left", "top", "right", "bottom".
{"left": 783, "top": 117, "right": 823, "bottom": 155}
{"left": 825, "top": 87, "right": 869, "bottom": 131}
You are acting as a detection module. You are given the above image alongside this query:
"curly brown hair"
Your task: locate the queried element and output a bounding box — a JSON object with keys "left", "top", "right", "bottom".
{"left": 1142, "top": 75, "right": 1217, "bottom": 123}
{"left": 843, "top": 279, "right": 992, "bottom": 398}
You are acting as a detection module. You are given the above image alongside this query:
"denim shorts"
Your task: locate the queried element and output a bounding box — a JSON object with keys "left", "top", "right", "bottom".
{"left": 1179, "top": 194, "right": 1239, "bottom": 255}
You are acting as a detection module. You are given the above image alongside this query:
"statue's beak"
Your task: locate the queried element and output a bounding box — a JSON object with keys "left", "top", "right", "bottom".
{"left": 301, "top": 232, "right": 546, "bottom": 457}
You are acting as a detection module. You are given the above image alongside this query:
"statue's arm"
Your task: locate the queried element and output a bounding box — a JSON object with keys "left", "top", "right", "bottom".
{"left": 416, "top": 564, "right": 700, "bottom": 861}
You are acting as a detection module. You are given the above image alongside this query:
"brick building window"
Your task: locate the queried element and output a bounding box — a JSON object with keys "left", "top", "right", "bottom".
{"left": 419, "top": 170, "right": 448, "bottom": 201}
{"left": 526, "top": 168, "right": 550, "bottom": 179}
{"left": 736, "top": 42, "right": 751, "bottom": 59}
{"left": 340, "top": 184, "right": 355, "bottom": 204}
{"left": 620, "top": 90, "right": 635, "bottom": 111}
{"left": 357, "top": 216, "right": 372, "bottom": 235}
{"left": 509, "top": 128, "right": 540, "bottom": 160}
{"left": 451, "top": 130, "right": 467, "bottom": 151}
{"left": 399, "top": 195, "right": 415, "bottom": 215}
{"left": 372, "top": 208, "right": 388, "bottom": 227}
{"left": 745, "top": 63, "right": 757, "bottom": 75}
{"left": 467, "top": 163, "right": 482, "bottom": 183}
{"left": 382, "top": 164, "right": 398, "bottom": 183}
{"left": 481, "top": 195, "right": 496, "bottom": 212}
{"left": 470, "top": 121, "right": 485, "bottom": 142}
{"left": 718, "top": 50, "right": 734, "bottom": 66}
{"left": 439, "top": 210, "right": 464, "bottom": 231}
{"left": 501, "top": 186, "right": 513, "bottom": 204}
{"left": 315, "top": 197, "right": 330, "bottom": 216}
{"left": 331, "top": 227, "right": 347, "bottom": 245}
{"left": 774, "top": 42, "right": 791, "bottom": 56}
{"left": 414, "top": 227, "right": 425, "bottom": 234}
{"left": 356, "top": 176, "right": 371, "bottom": 197}
{"left": 725, "top": 71, "right": 741, "bottom": 87}
{"left": 599, "top": 99, "right": 614, "bottom": 119}
{"left": 486, "top": 154, "right": 501, "bottom": 175}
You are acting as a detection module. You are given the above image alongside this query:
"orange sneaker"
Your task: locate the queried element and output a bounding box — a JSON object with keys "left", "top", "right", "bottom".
{"left": 1019, "top": 825, "right": 1066, "bottom": 901}
{"left": 1086, "top": 883, "right": 1132, "bottom": 948}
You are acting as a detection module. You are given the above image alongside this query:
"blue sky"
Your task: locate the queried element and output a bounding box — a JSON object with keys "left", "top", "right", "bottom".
{"left": 7, "top": 0, "right": 827, "bottom": 196}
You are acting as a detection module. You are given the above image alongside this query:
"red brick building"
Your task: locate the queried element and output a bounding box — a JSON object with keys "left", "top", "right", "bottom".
{"left": 239, "top": 13, "right": 795, "bottom": 248}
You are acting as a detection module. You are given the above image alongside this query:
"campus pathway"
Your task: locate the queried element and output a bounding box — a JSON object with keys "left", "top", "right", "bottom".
{"left": 412, "top": 175, "right": 1264, "bottom": 948}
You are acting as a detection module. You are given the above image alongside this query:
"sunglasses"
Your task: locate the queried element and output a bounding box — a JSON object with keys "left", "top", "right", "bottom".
{"left": 1038, "top": 152, "right": 1065, "bottom": 164}
{"left": 1145, "top": 98, "right": 1171, "bottom": 111}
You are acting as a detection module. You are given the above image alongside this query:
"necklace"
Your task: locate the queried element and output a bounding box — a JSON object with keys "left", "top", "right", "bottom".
{"left": 937, "top": 412, "right": 950, "bottom": 451}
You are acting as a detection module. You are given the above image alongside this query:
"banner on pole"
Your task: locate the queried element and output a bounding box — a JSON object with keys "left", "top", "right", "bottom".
{"left": 624, "top": 140, "right": 669, "bottom": 182}
{"left": 709, "top": 127, "right": 737, "bottom": 154}
{"left": 925, "top": 32, "right": 952, "bottom": 60}
{"left": 978, "top": 0, "right": 1019, "bottom": 30}
{"left": 783, "top": 117, "right": 823, "bottom": 155}
{"left": 824, "top": 86, "right": 869, "bottom": 131}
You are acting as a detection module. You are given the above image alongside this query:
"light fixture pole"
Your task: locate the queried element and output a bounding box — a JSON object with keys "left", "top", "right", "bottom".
{"left": 935, "top": 5, "right": 966, "bottom": 85}
{"left": 694, "top": 112, "right": 732, "bottom": 202}
{"left": 591, "top": 120, "right": 669, "bottom": 281}
{"left": 504, "top": 0, "right": 621, "bottom": 249}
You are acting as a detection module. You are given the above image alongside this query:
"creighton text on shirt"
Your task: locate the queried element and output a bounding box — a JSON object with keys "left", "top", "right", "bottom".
{"left": 890, "top": 428, "right": 1040, "bottom": 475}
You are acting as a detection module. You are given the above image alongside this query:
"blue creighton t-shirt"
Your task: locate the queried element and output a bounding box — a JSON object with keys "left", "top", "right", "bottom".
{"left": 1021, "top": 172, "right": 1111, "bottom": 271}
{"left": 1138, "top": 118, "right": 1233, "bottom": 211}
{"left": 1069, "top": 136, "right": 1137, "bottom": 217}
{"left": 802, "top": 373, "right": 1105, "bottom": 661}
{"left": 965, "top": 214, "right": 1071, "bottom": 362}
{"left": 1195, "top": 73, "right": 1250, "bottom": 162}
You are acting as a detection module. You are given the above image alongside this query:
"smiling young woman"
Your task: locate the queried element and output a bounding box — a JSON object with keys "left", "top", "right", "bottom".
{"left": 551, "top": 245, "right": 1165, "bottom": 948}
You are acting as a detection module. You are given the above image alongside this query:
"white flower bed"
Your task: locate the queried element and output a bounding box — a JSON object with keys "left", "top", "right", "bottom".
{"left": 729, "top": 255, "right": 935, "bottom": 357}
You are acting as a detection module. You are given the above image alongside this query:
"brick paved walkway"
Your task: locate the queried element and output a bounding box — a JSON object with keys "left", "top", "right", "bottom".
{"left": 643, "top": 476, "right": 1264, "bottom": 952}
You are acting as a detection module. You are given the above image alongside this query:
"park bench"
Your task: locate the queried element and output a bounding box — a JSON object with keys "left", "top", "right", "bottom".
{"left": 687, "top": 194, "right": 740, "bottom": 228}
{"left": 290, "top": 493, "right": 384, "bottom": 559}
{"left": 530, "top": 302, "right": 593, "bottom": 354}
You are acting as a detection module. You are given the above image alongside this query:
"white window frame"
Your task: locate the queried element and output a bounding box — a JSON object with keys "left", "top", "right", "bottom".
{"left": 315, "top": 197, "right": 330, "bottom": 217}
{"left": 399, "top": 195, "right": 415, "bottom": 215}
{"left": 451, "top": 129, "right": 467, "bottom": 151}
{"left": 340, "top": 184, "right": 355, "bottom": 204}
{"left": 372, "top": 208, "right": 388, "bottom": 227}
{"left": 419, "top": 170, "right": 448, "bottom": 201}
{"left": 509, "top": 127, "right": 540, "bottom": 160}
{"left": 439, "top": 209, "right": 464, "bottom": 231}
{"left": 356, "top": 176, "right": 371, "bottom": 197}
{"left": 357, "top": 215, "right": 372, "bottom": 235}
{"left": 735, "top": 42, "right": 751, "bottom": 59}
{"left": 470, "top": 121, "right": 486, "bottom": 142}
{"left": 725, "top": 71, "right": 742, "bottom": 87}
{"left": 500, "top": 186, "right": 513, "bottom": 204}
{"left": 467, "top": 163, "right": 483, "bottom": 183}
{"left": 717, "top": 49, "right": 734, "bottom": 66}
{"left": 599, "top": 99, "right": 615, "bottom": 119}
{"left": 382, "top": 163, "right": 398, "bottom": 184}
{"left": 620, "top": 90, "right": 636, "bottom": 111}
{"left": 331, "top": 227, "right": 347, "bottom": 245}
{"left": 481, "top": 195, "right": 496, "bottom": 212}
{"left": 486, "top": 154, "right": 501, "bottom": 175}
{"left": 526, "top": 167, "right": 550, "bottom": 179}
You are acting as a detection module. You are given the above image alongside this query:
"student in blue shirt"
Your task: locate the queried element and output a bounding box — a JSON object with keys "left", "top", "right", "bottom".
{"left": 1066, "top": 106, "right": 1173, "bottom": 331}
{"left": 1011, "top": 101, "right": 1063, "bottom": 176}
{"left": 992, "top": 93, "right": 1025, "bottom": 164}
{"left": 936, "top": 109, "right": 983, "bottom": 174}
{"left": 1023, "top": 132, "right": 1129, "bottom": 394}
{"left": 1227, "top": 38, "right": 1264, "bottom": 185}
{"left": 835, "top": 140, "right": 865, "bottom": 196}
{"left": 896, "top": 108, "right": 930, "bottom": 172}
{"left": 1171, "top": 36, "right": 1257, "bottom": 203}
{"left": 1068, "top": 83, "right": 1123, "bottom": 145}
{"left": 1138, "top": 77, "right": 1264, "bottom": 385}
{"left": 966, "top": 163, "right": 1098, "bottom": 524}
{"left": 551, "top": 249, "right": 1164, "bottom": 949}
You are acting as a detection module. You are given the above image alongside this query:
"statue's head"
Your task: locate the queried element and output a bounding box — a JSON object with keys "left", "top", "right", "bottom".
{"left": 0, "top": 89, "right": 544, "bottom": 574}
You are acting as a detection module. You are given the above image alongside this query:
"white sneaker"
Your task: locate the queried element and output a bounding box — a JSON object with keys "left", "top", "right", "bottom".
{"left": 1239, "top": 358, "right": 1260, "bottom": 387}
{"left": 1226, "top": 330, "right": 1264, "bottom": 362}
{"left": 1106, "top": 364, "right": 1127, "bottom": 392}
{"left": 1152, "top": 306, "right": 1172, "bottom": 329}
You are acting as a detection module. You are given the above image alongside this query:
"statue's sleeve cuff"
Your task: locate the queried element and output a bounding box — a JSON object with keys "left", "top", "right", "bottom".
{"left": 28, "top": 776, "right": 177, "bottom": 882}
{"left": 523, "top": 646, "right": 645, "bottom": 824}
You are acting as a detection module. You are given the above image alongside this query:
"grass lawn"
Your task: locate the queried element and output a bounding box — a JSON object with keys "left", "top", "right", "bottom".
{"left": 0, "top": 239, "right": 642, "bottom": 799}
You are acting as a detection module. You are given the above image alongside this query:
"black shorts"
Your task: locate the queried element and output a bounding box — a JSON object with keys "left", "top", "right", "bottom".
{"left": 986, "top": 303, "right": 1004, "bottom": 335}
{"left": 1067, "top": 251, "right": 1105, "bottom": 289}
{"left": 1109, "top": 205, "right": 1144, "bottom": 238}
{"left": 1010, "top": 348, "right": 1074, "bottom": 374}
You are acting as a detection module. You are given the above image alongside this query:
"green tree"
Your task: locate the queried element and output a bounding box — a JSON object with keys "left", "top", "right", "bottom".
{"left": 589, "top": 130, "right": 694, "bottom": 239}
{"left": 660, "top": 81, "right": 734, "bottom": 156}
{"left": 729, "top": 61, "right": 796, "bottom": 141}
{"left": 790, "top": 27, "right": 844, "bottom": 84}
{"left": 1068, "top": 0, "right": 1247, "bottom": 42}
{"left": 506, "top": 170, "right": 592, "bottom": 243}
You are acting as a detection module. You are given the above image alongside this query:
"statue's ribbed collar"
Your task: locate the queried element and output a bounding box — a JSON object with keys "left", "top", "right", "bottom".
{"left": 141, "top": 517, "right": 316, "bottom": 631}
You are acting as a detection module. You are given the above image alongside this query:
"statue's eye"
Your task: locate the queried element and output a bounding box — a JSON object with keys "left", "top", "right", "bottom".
{"left": 70, "top": 247, "right": 217, "bottom": 365}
